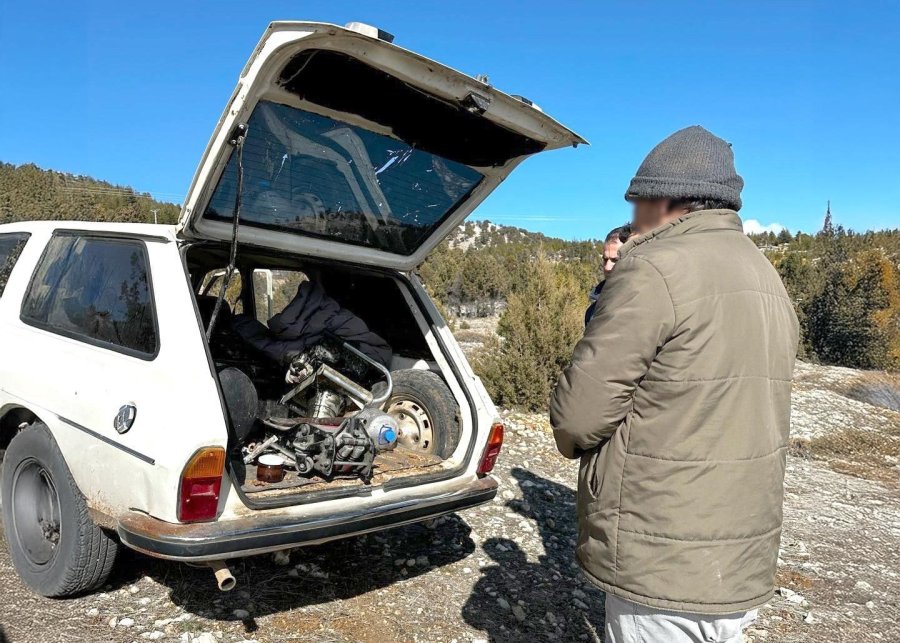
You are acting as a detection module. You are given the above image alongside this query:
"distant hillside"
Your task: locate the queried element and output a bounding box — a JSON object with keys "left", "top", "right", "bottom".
{"left": 421, "top": 219, "right": 603, "bottom": 318}
{"left": 446, "top": 220, "right": 563, "bottom": 250}
{"left": 0, "top": 162, "right": 180, "bottom": 225}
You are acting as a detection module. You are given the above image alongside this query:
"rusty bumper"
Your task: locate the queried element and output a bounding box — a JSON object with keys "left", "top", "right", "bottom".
{"left": 117, "top": 476, "right": 497, "bottom": 561}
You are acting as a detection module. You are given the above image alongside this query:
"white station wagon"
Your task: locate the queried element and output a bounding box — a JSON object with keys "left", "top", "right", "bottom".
{"left": 0, "top": 21, "right": 583, "bottom": 596}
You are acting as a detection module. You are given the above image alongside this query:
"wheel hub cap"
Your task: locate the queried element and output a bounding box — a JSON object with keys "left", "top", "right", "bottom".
{"left": 11, "top": 460, "right": 61, "bottom": 566}
{"left": 386, "top": 399, "right": 435, "bottom": 454}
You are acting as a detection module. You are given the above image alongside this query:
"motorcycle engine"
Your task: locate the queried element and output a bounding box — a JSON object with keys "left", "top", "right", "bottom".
{"left": 246, "top": 338, "right": 398, "bottom": 482}
{"left": 291, "top": 409, "right": 399, "bottom": 480}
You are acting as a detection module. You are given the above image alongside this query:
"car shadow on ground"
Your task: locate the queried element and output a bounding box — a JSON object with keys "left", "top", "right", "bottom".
{"left": 108, "top": 514, "right": 475, "bottom": 635}
{"left": 461, "top": 467, "right": 606, "bottom": 642}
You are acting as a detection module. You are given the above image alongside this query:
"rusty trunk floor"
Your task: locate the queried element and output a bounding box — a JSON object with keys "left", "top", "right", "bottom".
{"left": 240, "top": 447, "right": 444, "bottom": 498}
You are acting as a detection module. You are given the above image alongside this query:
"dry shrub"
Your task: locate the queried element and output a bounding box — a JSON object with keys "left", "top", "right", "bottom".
{"left": 788, "top": 437, "right": 812, "bottom": 459}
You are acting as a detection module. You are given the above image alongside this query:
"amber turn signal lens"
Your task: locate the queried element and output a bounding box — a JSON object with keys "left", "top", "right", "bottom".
{"left": 183, "top": 447, "right": 226, "bottom": 478}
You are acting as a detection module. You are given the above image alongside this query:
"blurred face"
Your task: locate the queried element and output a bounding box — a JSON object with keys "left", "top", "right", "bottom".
{"left": 631, "top": 198, "right": 671, "bottom": 234}
{"left": 602, "top": 239, "right": 623, "bottom": 276}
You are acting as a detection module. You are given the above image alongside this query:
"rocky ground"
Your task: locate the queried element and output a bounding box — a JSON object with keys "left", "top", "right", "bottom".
{"left": 1, "top": 361, "right": 898, "bottom": 642}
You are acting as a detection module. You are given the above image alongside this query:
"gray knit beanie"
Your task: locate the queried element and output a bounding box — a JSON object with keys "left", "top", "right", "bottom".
{"left": 624, "top": 125, "right": 743, "bottom": 211}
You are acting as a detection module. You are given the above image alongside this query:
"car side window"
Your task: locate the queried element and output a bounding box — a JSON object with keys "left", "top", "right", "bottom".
{"left": 199, "top": 270, "right": 244, "bottom": 315}
{"left": 0, "top": 233, "right": 30, "bottom": 297}
{"left": 21, "top": 233, "right": 158, "bottom": 358}
{"left": 252, "top": 269, "right": 308, "bottom": 325}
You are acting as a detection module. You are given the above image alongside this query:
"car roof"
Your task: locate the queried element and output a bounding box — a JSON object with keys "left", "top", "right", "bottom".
{"left": 0, "top": 221, "right": 178, "bottom": 240}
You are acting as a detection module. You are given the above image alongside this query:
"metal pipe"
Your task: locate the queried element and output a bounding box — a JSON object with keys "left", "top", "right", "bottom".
{"left": 242, "top": 435, "right": 278, "bottom": 464}
{"left": 209, "top": 560, "right": 236, "bottom": 591}
{"left": 280, "top": 369, "right": 316, "bottom": 405}
{"left": 270, "top": 441, "right": 298, "bottom": 466}
{"left": 319, "top": 364, "right": 374, "bottom": 406}
{"left": 339, "top": 342, "right": 393, "bottom": 407}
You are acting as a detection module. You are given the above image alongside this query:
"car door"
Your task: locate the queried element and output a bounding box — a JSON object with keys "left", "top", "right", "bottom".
{"left": 8, "top": 231, "right": 170, "bottom": 513}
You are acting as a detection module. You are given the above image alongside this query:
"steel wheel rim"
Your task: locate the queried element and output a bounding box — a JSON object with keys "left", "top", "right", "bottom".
{"left": 11, "top": 458, "right": 61, "bottom": 567}
{"left": 386, "top": 398, "right": 435, "bottom": 454}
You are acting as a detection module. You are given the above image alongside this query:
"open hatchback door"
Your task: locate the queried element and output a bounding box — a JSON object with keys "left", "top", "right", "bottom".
{"left": 177, "top": 21, "right": 586, "bottom": 271}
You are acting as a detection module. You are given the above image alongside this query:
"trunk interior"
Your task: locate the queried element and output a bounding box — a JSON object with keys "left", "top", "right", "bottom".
{"left": 184, "top": 243, "right": 464, "bottom": 505}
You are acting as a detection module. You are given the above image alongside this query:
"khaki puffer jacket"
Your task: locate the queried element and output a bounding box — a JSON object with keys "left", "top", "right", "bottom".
{"left": 551, "top": 209, "right": 799, "bottom": 614}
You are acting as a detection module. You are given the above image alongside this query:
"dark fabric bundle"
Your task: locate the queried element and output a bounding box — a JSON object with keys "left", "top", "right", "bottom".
{"left": 231, "top": 280, "right": 392, "bottom": 366}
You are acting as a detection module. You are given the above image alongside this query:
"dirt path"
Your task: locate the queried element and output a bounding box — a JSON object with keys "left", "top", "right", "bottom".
{"left": 1, "top": 409, "right": 898, "bottom": 643}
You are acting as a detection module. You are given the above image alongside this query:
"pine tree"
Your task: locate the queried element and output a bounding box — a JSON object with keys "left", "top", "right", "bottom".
{"left": 821, "top": 200, "right": 834, "bottom": 237}
{"left": 776, "top": 228, "right": 793, "bottom": 245}
{"left": 474, "top": 253, "right": 585, "bottom": 410}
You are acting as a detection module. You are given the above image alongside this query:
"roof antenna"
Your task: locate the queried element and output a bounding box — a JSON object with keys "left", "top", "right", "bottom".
{"left": 206, "top": 122, "right": 248, "bottom": 340}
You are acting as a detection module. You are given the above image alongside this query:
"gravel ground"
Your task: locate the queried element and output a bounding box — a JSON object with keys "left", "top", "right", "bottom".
{"left": 1, "top": 365, "right": 899, "bottom": 642}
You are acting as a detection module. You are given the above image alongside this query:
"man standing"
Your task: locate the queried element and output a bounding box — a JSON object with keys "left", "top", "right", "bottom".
{"left": 585, "top": 224, "right": 634, "bottom": 325}
{"left": 550, "top": 126, "right": 799, "bottom": 642}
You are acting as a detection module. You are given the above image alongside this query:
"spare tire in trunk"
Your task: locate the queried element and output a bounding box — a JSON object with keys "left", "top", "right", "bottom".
{"left": 384, "top": 369, "right": 461, "bottom": 458}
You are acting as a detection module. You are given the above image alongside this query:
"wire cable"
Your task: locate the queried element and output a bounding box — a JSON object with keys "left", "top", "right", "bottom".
{"left": 205, "top": 125, "right": 247, "bottom": 340}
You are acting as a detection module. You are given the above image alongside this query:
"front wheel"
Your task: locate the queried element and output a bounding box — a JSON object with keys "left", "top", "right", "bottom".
{"left": 384, "top": 369, "right": 461, "bottom": 458}
{"left": 1, "top": 422, "right": 118, "bottom": 597}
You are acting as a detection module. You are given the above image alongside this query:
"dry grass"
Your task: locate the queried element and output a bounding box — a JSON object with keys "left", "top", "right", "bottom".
{"left": 453, "top": 329, "right": 490, "bottom": 344}
{"left": 775, "top": 568, "right": 815, "bottom": 592}
{"left": 790, "top": 366, "right": 900, "bottom": 484}
{"left": 843, "top": 371, "right": 900, "bottom": 412}
{"left": 805, "top": 424, "right": 900, "bottom": 484}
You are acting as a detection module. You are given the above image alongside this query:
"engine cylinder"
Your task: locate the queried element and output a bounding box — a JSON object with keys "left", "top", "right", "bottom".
{"left": 309, "top": 389, "right": 344, "bottom": 418}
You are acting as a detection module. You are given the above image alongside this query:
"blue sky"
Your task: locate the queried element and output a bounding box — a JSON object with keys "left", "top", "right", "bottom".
{"left": 1, "top": 1, "right": 898, "bottom": 239}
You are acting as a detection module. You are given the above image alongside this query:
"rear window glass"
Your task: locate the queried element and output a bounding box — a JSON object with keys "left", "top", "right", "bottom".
{"left": 0, "top": 233, "right": 30, "bottom": 297}
{"left": 21, "top": 234, "right": 158, "bottom": 357}
{"left": 203, "top": 100, "right": 484, "bottom": 256}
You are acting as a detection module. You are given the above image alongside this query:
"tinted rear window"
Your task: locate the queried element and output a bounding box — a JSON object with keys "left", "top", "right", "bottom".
{"left": 21, "top": 234, "right": 158, "bottom": 357}
{"left": 203, "top": 101, "right": 484, "bottom": 256}
{"left": 0, "top": 233, "right": 30, "bottom": 297}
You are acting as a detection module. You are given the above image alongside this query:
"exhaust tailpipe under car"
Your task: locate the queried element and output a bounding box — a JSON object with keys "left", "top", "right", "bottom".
{"left": 209, "top": 560, "right": 236, "bottom": 591}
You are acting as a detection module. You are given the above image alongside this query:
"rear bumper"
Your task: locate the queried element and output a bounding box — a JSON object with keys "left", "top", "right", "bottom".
{"left": 117, "top": 475, "right": 497, "bottom": 561}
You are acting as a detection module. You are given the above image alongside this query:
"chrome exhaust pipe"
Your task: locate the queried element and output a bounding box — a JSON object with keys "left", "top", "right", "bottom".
{"left": 209, "top": 560, "right": 236, "bottom": 591}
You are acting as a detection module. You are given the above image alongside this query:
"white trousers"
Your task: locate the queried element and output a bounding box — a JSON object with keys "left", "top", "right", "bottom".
{"left": 605, "top": 594, "right": 758, "bottom": 643}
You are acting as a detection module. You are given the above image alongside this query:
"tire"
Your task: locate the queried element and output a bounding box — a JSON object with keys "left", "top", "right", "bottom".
{"left": 384, "top": 369, "right": 461, "bottom": 458}
{"left": 1, "top": 422, "right": 118, "bottom": 597}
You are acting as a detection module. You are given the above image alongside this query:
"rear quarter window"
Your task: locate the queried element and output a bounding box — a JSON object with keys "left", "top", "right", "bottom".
{"left": 21, "top": 233, "right": 158, "bottom": 358}
{"left": 0, "top": 233, "right": 30, "bottom": 297}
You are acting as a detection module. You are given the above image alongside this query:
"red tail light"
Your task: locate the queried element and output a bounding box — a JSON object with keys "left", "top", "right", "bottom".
{"left": 477, "top": 422, "right": 504, "bottom": 474}
{"left": 178, "top": 447, "right": 225, "bottom": 523}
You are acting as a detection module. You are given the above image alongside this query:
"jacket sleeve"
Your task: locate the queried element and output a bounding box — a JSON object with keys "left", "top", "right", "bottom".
{"left": 551, "top": 255, "right": 675, "bottom": 459}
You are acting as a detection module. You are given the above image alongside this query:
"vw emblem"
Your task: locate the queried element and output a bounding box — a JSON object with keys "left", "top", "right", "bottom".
{"left": 114, "top": 404, "right": 137, "bottom": 434}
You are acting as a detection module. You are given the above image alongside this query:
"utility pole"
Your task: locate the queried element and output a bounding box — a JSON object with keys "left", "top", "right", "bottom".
{"left": 150, "top": 208, "right": 159, "bottom": 225}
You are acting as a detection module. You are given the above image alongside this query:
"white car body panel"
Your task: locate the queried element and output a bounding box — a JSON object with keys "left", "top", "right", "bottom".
{"left": 0, "top": 223, "right": 227, "bottom": 523}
